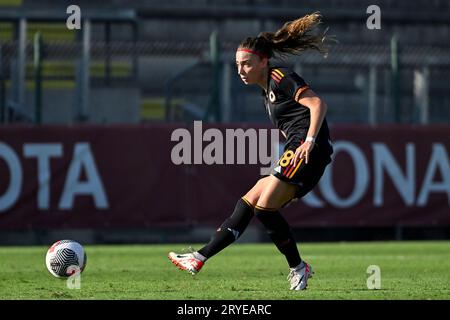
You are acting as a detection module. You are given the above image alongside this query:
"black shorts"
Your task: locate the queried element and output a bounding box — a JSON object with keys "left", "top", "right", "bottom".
{"left": 271, "top": 144, "right": 332, "bottom": 199}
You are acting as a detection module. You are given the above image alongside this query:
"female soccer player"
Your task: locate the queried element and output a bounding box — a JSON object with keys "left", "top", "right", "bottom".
{"left": 169, "top": 12, "right": 334, "bottom": 291}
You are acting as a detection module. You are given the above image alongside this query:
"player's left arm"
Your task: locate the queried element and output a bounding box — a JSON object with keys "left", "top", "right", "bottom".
{"left": 276, "top": 71, "right": 328, "bottom": 165}
{"left": 291, "top": 89, "right": 328, "bottom": 166}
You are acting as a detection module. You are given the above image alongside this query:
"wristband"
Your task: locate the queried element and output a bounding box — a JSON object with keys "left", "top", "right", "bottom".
{"left": 306, "top": 136, "right": 315, "bottom": 143}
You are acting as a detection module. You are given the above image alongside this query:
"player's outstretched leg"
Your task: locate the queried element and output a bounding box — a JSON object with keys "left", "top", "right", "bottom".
{"left": 168, "top": 197, "right": 254, "bottom": 275}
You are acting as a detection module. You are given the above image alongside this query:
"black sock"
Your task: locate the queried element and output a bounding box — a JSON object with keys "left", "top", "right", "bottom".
{"left": 198, "top": 198, "right": 254, "bottom": 259}
{"left": 254, "top": 206, "right": 302, "bottom": 268}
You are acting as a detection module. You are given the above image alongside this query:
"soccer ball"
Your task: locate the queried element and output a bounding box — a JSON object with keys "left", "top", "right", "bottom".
{"left": 45, "top": 240, "right": 87, "bottom": 278}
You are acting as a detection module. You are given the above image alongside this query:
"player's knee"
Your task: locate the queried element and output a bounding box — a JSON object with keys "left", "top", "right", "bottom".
{"left": 243, "top": 179, "right": 266, "bottom": 207}
{"left": 244, "top": 189, "right": 269, "bottom": 208}
{"left": 255, "top": 198, "right": 282, "bottom": 211}
{"left": 243, "top": 193, "right": 258, "bottom": 207}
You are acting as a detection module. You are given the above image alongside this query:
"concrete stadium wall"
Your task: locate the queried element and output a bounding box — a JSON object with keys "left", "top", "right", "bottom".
{"left": 7, "top": 87, "right": 141, "bottom": 124}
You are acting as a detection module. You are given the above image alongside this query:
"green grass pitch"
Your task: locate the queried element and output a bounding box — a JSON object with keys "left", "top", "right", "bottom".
{"left": 0, "top": 241, "right": 449, "bottom": 299}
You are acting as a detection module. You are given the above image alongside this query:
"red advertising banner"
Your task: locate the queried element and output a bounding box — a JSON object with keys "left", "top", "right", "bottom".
{"left": 0, "top": 123, "right": 448, "bottom": 229}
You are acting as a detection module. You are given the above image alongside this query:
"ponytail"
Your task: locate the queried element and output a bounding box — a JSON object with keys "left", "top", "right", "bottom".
{"left": 238, "top": 12, "right": 332, "bottom": 59}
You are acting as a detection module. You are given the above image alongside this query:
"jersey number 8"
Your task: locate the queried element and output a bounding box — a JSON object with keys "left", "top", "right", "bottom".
{"left": 279, "top": 150, "right": 295, "bottom": 167}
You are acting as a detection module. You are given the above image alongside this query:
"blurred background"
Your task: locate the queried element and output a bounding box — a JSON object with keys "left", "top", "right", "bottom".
{"left": 0, "top": 0, "right": 449, "bottom": 245}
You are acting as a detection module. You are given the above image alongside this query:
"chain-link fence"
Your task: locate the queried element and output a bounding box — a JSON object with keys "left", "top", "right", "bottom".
{"left": 1, "top": 33, "right": 450, "bottom": 124}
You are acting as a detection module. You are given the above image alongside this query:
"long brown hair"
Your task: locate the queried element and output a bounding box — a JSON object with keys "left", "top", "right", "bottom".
{"left": 238, "top": 12, "right": 331, "bottom": 59}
